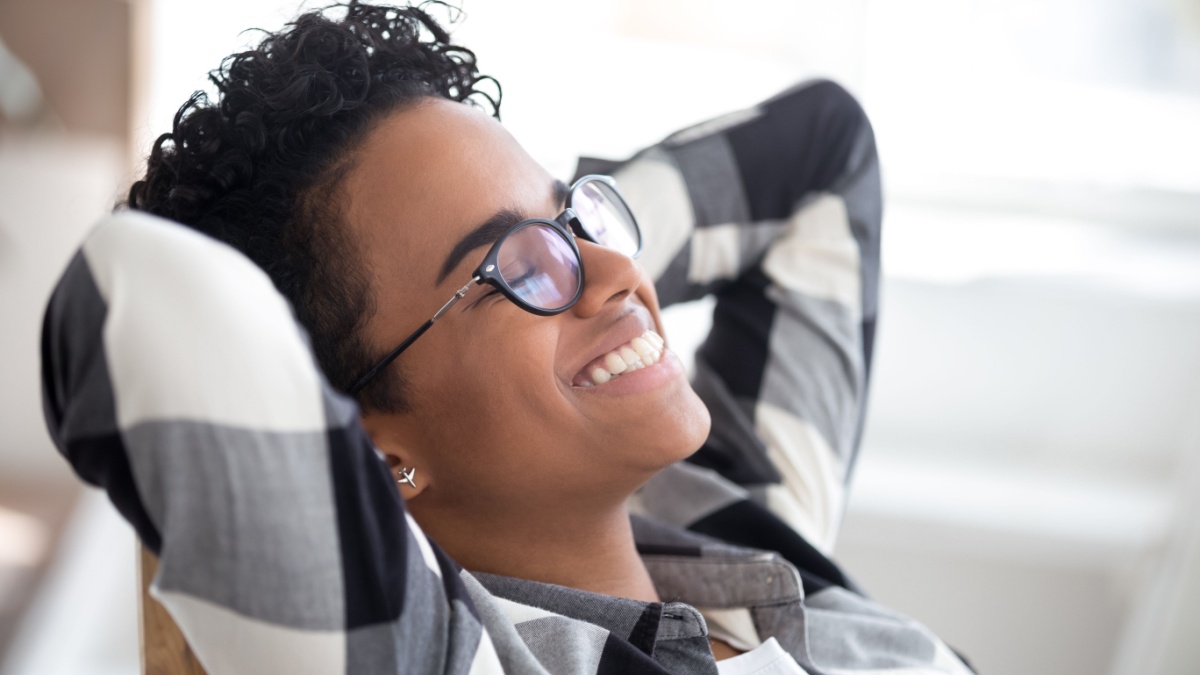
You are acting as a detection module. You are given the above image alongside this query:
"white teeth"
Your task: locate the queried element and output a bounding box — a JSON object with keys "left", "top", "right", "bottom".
{"left": 604, "top": 352, "right": 627, "bottom": 375}
{"left": 640, "top": 331, "right": 663, "bottom": 364}
{"left": 577, "top": 330, "right": 667, "bottom": 386}
{"left": 631, "top": 337, "right": 654, "bottom": 358}
{"left": 619, "top": 347, "right": 642, "bottom": 370}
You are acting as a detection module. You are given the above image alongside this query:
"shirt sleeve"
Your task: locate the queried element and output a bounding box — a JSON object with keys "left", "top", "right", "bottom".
{"left": 40, "top": 211, "right": 502, "bottom": 675}
{"left": 600, "top": 80, "right": 882, "bottom": 554}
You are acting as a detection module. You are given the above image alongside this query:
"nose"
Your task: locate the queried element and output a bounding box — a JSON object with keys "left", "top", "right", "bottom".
{"left": 568, "top": 239, "right": 643, "bottom": 318}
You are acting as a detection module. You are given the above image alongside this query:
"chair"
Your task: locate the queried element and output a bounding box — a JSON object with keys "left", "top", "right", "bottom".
{"left": 138, "top": 544, "right": 208, "bottom": 675}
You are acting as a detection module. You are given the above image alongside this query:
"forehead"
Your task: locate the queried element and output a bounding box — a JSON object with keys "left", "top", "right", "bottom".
{"left": 342, "top": 98, "right": 553, "bottom": 289}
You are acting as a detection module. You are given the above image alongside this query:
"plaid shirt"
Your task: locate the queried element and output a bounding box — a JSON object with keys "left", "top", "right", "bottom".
{"left": 41, "top": 80, "right": 973, "bottom": 674}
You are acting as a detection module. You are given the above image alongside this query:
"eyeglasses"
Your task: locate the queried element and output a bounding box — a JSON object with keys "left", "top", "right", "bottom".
{"left": 346, "top": 174, "right": 643, "bottom": 396}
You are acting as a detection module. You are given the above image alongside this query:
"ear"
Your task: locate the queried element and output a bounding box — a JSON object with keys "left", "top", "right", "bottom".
{"left": 361, "top": 410, "right": 430, "bottom": 500}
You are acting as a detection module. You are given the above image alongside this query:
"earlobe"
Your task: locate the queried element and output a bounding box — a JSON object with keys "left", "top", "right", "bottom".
{"left": 362, "top": 413, "right": 429, "bottom": 499}
{"left": 395, "top": 466, "right": 418, "bottom": 490}
{"left": 383, "top": 454, "right": 428, "bottom": 499}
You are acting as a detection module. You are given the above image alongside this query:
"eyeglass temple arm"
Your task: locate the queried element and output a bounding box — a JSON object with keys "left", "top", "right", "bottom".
{"left": 345, "top": 277, "right": 479, "bottom": 396}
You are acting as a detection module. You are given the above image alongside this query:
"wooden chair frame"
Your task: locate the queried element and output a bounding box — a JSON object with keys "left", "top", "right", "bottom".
{"left": 138, "top": 544, "right": 208, "bottom": 675}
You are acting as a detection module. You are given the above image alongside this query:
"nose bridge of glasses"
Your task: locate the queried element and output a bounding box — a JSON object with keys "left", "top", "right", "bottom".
{"left": 555, "top": 208, "right": 586, "bottom": 240}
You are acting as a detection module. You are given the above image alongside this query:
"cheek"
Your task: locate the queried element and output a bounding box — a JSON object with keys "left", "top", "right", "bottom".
{"left": 422, "top": 323, "right": 594, "bottom": 501}
{"left": 409, "top": 315, "right": 567, "bottom": 456}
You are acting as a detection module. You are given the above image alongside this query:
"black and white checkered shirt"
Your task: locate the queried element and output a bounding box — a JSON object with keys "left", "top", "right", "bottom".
{"left": 42, "top": 80, "right": 973, "bottom": 674}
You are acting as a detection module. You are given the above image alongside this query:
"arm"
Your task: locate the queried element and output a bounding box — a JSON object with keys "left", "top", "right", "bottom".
{"left": 603, "top": 80, "right": 881, "bottom": 554}
{"left": 40, "top": 212, "right": 499, "bottom": 674}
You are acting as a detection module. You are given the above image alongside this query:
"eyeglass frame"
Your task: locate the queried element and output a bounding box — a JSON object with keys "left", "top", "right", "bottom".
{"left": 346, "top": 174, "right": 643, "bottom": 396}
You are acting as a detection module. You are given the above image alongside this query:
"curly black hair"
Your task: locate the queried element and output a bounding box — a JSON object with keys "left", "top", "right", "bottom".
{"left": 125, "top": 1, "right": 500, "bottom": 413}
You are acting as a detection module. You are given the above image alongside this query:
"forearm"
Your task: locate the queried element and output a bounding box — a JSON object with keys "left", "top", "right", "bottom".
{"left": 41, "top": 212, "right": 456, "bottom": 673}
{"left": 613, "top": 80, "right": 881, "bottom": 552}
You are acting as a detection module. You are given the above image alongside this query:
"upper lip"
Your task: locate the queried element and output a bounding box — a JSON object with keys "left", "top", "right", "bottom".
{"left": 565, "top": 308, "right": 657, "bottom": 384}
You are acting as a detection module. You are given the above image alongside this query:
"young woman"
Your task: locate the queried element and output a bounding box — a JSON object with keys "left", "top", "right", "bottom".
{"left": 42, "top": 3, "right": 971, "bottom": 673}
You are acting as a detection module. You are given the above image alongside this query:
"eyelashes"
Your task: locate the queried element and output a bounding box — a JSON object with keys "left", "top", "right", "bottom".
{"left": 467, "top": 286, "right": 504, "bottom": 309}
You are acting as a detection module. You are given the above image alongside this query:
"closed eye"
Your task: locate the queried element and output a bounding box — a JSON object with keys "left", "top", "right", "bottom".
{"left": 466, "top": 285, "right": 505, "bottom": 309}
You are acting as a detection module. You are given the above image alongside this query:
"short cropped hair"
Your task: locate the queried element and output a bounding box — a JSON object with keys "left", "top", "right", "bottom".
{"left": 125, "top": 1, "right": 499, "bottom": 412}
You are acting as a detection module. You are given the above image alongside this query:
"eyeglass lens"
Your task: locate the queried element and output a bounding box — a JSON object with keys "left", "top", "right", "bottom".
{"left": 496, "top": 224, "right": 581, "bottom": 311}
{"left": 493, "top": 179, "right": 638, "bottom": 313}
{"left": 572, "top": 180, "right": 639, "bottom": 258}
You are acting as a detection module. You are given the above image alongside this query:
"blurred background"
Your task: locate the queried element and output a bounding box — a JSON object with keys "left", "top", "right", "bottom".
{"left": 2, "top": 0, "right": 1199, "bottom": 673}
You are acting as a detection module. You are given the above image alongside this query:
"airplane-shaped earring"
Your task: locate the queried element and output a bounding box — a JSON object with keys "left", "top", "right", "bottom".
{"left": 396, "top": 467, "right": 417, "bottom": 489}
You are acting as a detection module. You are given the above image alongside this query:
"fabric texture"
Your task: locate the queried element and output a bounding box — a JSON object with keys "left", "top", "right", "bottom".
{"left": 42, "top": 80, "right": 972, "bottom": 674}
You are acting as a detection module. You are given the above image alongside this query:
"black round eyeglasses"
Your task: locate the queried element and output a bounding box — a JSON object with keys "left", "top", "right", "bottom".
{"left": 346, "top": 174, "right": 643, "bottom": 396}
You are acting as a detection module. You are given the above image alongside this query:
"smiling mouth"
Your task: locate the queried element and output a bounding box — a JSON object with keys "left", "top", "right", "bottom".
{"left": 572, "top": 330, "right": 666, "bottom": 387}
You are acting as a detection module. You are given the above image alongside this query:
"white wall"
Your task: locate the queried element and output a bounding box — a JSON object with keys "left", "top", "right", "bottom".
{"left": 0, "top": 134, "right": 125, "bottom": 481}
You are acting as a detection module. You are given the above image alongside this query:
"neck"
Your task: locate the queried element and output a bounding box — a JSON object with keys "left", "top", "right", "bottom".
{"left": 409, "top": 497, "right": 660, "bottom": 603}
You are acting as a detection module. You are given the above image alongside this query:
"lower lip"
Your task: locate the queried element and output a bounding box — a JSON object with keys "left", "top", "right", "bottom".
{"left": 571, "top": 349, "right": 686, "bottom": 396}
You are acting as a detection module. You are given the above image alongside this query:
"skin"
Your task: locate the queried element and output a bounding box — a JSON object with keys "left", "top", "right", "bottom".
{"left": 348, "top": 98, "right": 713, "bottom": 606}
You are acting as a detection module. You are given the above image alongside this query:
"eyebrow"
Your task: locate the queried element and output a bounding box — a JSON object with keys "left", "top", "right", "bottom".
{"left": 436, "top": 179, "right": 572, "bottom": 285}
{"left": 552, "top": 178, "right": 571, "bottom": 210}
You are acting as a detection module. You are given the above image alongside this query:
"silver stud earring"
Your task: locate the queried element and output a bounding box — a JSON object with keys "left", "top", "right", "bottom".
{"left": 396, "top": 467, "right": 417, "bottom": 489}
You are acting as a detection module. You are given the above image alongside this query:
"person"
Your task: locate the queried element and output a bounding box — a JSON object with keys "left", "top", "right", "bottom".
{"left": 41, "top": 2, "right": 972, "bottom": 673}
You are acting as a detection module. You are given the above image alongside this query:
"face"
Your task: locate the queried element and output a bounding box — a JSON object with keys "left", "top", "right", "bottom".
{"left": 348, "top": 98, "right": 711, "bottom": 520}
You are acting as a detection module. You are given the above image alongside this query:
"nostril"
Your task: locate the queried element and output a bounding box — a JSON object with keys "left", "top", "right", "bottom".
{"left": 607, "top": 287, "right": 632, "bottom": 304}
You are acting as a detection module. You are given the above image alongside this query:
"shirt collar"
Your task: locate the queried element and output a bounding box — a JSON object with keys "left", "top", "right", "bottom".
{"left": 468, "top": 515, "right": 804, "bottom": 648}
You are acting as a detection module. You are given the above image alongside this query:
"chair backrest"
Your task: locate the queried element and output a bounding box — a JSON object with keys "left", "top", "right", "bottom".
{"left": 138, "top": 544, "right": 208, "bottom": 675}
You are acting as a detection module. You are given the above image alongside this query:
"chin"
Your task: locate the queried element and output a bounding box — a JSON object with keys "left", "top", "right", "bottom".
{"left": 674, "top": 387, "right": 714, "bottom": 458}
{"left": 632, "top": 384, "right": 713, "bottom": 473}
